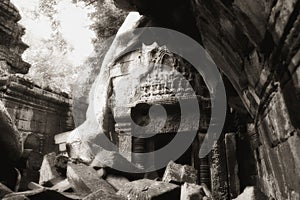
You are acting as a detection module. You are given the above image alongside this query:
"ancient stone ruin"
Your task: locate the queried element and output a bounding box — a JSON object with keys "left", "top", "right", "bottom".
{"left": 0, "top": 0, "right": 73, "bottom": 192}
{"left": 1, "top": 0, "right": 300, "bottom": 200}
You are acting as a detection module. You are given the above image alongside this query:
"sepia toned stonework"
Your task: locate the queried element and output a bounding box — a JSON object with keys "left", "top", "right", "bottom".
{"left": 1, "top": 0, "right": 300, "bottom": 199}
{"left": 0, "top": 0, "right": 30, "bottom": 74}
{"left": 67, "top": 0, "right": 300, "bottom": 199}
{"left": 0, "top": 0, "right": 73, "bottom": 191}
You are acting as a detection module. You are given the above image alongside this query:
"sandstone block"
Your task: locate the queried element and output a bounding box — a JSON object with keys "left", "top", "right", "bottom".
{"left": 0, "top": 100, "right": 22, "bottom": 163}
{"left": 67, "top": 163, "right": 116, "bottom": 195}
{"left": 0, "top": 182, "right": 13, "bottom": 198}
{"left": 50, "top": 179, "right": 72, "bottom": 193}
{"left": 39, "top": 153, "right": 60, "bottom": 185}
{"left": 106, "top": 175, "right": 130, "bottom": 191}
{"left": 180, "top": 183, "right": 205, "bottom": 200}
{"left": 162, "top": 161, "right": 198, "bottom": 185}
{"left": 90, "top": 147, "right": 142, "bottom": 177}
{"left": 233, "top": 186, "right": 268, "bottom": 200}
{"left": 117, "top": 179, "right": 180, "bottom": 200}
{"left": 82, "top": 188, "right": 125, "bottom": 200}
{"left": 3, "top": 188, "right": 80, "bottom": 200}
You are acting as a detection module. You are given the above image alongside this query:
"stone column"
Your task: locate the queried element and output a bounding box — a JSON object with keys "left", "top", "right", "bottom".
{"left": 225, "top": 133, "right": 240, "bottom": 199}
{"left": 115, "top": 120, "right": 132, "bottom": 162}
{"left": 195, "top": 133, "right": 211, "bottom": 188}
{"left": 210, "top": 132, "right": 229, "bottom": 200}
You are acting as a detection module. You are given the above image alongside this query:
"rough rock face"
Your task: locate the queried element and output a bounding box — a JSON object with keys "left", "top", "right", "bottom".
{"left": 190, "top": 1, "right": 300, "bottom": 199}
{"left": 0, "top": 0, "right": 74, "bottom": 191}
{"left": 0, "top": 100, "right": 22, "bottom": 163}
{"left": 0, "top": 0, "right": 30, "bottom": 74}
{"left": 0, "top": 0, "right": 73, "bottom": 158}
{"left": 114, "top": 0, "right": 300, "bottom": 199}
{"left": 0, "top": 75, "right": 73, "bottom": 154}
{"left": 117, "top": 179, "right": 180, "bottom": 200}
{"left": 162, "top": 161, "right": 198, "bottom": 185}
{"left": 51, "top": 0, "right": 300, "bottom": 199}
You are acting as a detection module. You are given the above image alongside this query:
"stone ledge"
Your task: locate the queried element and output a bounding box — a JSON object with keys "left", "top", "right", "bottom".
{"left": 0, "top": 75, "right": 71, "bottom": 107}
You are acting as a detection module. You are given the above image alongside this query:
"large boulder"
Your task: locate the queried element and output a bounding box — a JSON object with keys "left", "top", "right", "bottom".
{"left": 162, "top": 161, "right": 198, "bottom": 185}
{"left": 39, "top": 153, "right": 61, "bottom": 185}
{"left": 233, "top": 187, "right": 268, "bottom": 200}
{"left": 0, "top": 101, "right": 22, "bottom": 163}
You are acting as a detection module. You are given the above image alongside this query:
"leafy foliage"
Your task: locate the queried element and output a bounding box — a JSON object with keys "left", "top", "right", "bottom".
{"left": 14, "top": 0, "right": 127, "bottom": 95}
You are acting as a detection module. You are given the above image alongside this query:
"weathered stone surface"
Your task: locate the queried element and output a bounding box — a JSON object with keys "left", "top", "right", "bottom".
{"left": 42, "top": 176, "right": 65, "bottom": 187}
{"left": 0, "top": 100, "right": 22, "bottom": 163}
{"left": 55, "top": 132, "right": 72, "bottom": 154}
{"left": 3, "top": 188, "right": 80, "bottom": 200}
{"left": 50, "top": 179, "right": 72, "bottom": 192}
{"left": 162, "top": 161, "right": 198, "bottom": 185}
{"left": 90, "top": 146, "right": 142, "bottom": 173}
{"left": 117, "top": 179, "right": 180, "bottom": 200}
{"left": 210, "top": 134, "right": 228, "bottom": 200}
{"left": 269, "top": 0, "right": 299, "bottom": 44}
{"left": 39, "top": 153, "right": 61, "bottom": 185}
{"left": 55, "top": 155, "right": 69, "bottom": 177}
{"left": 27, "top": 182, "right": 43, "bottom": 190}
{"left": 233, "top": 186, "right": 268, "bottom": 200}
{"left": 225, "top": 133, "right": 240, "bottom": 199}
{"left": 82, "top": 188, "right": 125, "bottom": 200}
{"left": 0, "top": 0, "right": 30, "bottom": 74}
{"left": 67, "top": 162, "right": 116, "bottom": 195}
{"left": 0, "top": 182, "right": 13, "bottom": 198}
{"left": 3, "top": 195, "right": 29, "bottom": 200}
{"left": 62, "top": 1, "right": 300, "bottom": 200}
{"left": 0, "top": 75, "right": 73, "bottom": 155}
{"left": 180, "top": 183, "right": 205, "bottom": 200}
{"left": 233, "top": 0, "right": 268, "bottom": 43}
{"left": 106, "top": 175, "right": 130, "bottom": 191}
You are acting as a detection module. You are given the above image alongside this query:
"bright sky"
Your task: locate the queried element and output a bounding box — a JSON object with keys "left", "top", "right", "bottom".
{"left": 11, "top": 0, "right": 96, "bottom": 67}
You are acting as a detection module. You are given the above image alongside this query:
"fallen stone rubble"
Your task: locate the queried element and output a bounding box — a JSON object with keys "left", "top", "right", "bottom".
{"left": 0, "top": 153, "right": 213, "bottom": 200}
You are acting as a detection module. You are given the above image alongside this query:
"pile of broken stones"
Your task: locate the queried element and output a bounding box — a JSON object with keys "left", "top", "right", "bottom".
{"left": 0, "top": 153, "right": 212, "bottom": 200}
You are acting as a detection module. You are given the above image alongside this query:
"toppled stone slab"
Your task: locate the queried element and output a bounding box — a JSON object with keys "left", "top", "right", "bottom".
{"left": 67, "top": 162, "right": 116, "bottom": 195}
{"left": 50, "top": 179, "right": 72, "bottom": 193}
{"left": 42, "top": 176, "right": 65, "bottom": 186}
{"left": 162, "top": 161, "right": 198, "bottom": 185}
{"left": 233, "top": 187, "right": 268, "bottom": 200}
{"left": 117, "top": 179, "right": 180, "bottom": 200}
{"left": 4, "top": 195, "right": 29, "bottom": 200}
{"left": 39, "top": 153, "right": 61, "bottom": 185}
{"left": 90, "top": 147, "right": 144, "bottom": 180}
{"left": 28, "top": 182, "right": 43, "bottom": 190}
{"left": 180, "top": 183, "right": 205, "bottom": 200}
{"left": 3, "top": 188, "right": 81, "bottom": 200}
{"left": 0, "top": 182, "right": 13, "bottom": 198}
{"left": 90, "top": 147, "right": 142, "bottom": 173}
{"left": 106, "top": 175, "right": 130, "bottom": 191}
{"left": 82, "top": 188, "right": 125, "bottom": 200}
{"left": 180, "top": 183, "right": 212, "bottom": 200}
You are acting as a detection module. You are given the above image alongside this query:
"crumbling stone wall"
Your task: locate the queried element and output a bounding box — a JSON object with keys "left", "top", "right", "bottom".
{"left": 113, "top": 0, "right": 300, "bottom": 199}
{"left": 0, "top": 0, "right": 74, "bottom": 190}
{"left": 0, "top": 0, "right": 73, "bottom": 155}
{"left": 191, "top": 1, "right": 300, "bottom": 199}
{"left": 0, "top": 76, "right": 73, "bottom": 154}
{"left": 0, "top": 0, "right": 30, "bottom": 74}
